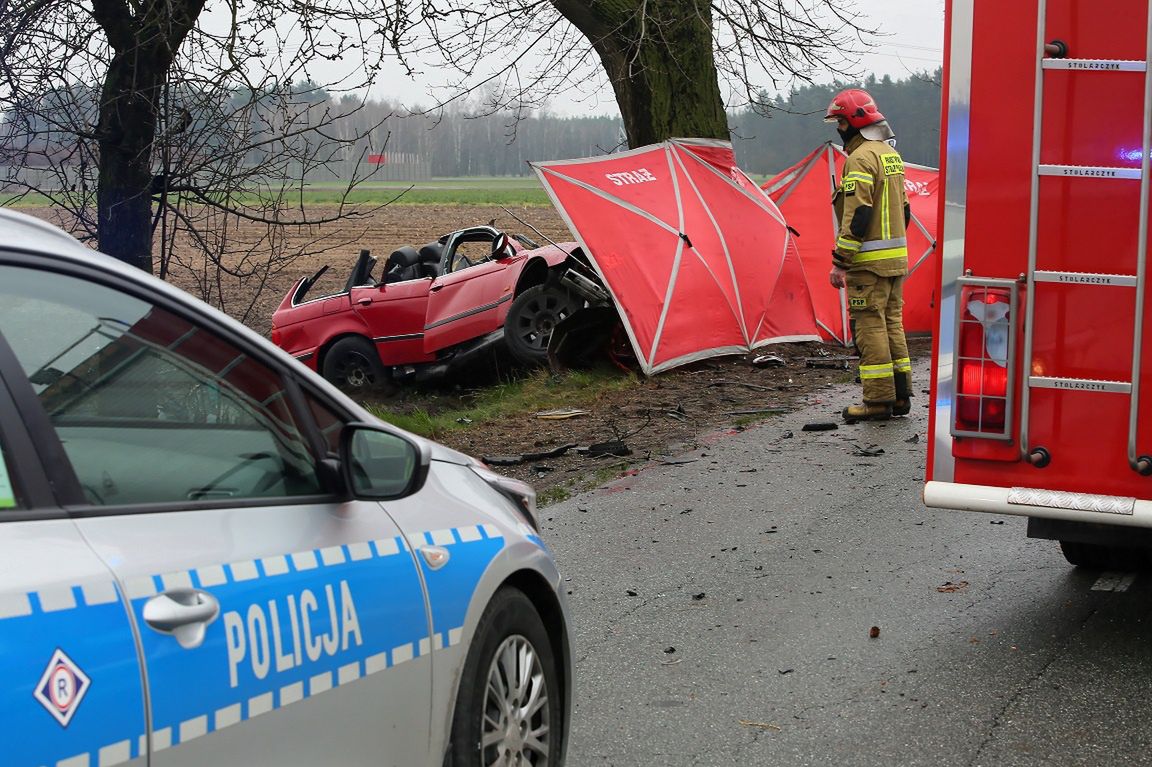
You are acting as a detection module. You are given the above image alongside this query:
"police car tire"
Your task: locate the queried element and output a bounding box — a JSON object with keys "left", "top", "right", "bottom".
{"left": 445, "top": 587, "right": 561, "bottom": 767}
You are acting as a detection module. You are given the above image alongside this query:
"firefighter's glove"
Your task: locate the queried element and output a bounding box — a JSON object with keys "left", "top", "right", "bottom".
{"left": 829, "top": 264, "right": 847, "bottom": 289}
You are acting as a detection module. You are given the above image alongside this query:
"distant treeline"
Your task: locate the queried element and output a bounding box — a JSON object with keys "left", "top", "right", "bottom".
{"left": 2, "top": 70, "right": 942, "bottom": 187}
{"left": 382, "top": 69, "right": 943, "bottom": 177}
{"left": 732, "top": 71, "right": 944, "bottom": 172}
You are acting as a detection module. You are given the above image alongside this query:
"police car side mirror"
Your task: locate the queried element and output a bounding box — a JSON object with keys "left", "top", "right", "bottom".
{"left": 340, "top": 423, "right": 430, "bottom": 500}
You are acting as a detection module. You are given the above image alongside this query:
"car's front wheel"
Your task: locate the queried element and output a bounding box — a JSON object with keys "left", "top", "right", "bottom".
{"left": 504, "top": 285, "right": 581, "bottom": 367}
{"left": 445, "top": 587, "right": 562, "bottom": 767}
{"left": 321, "top": 336, "right": 390, "bottom": 394}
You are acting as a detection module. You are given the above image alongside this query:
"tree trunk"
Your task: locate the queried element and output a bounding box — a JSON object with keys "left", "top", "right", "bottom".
{"left": 551, "top": 0, "right": 728, "bottom": 148}
{"left": 91, "top": 0, "right": 204, "bottom": 271}
{"left": 96, "top": 50, "right": 165, "bottom": 273}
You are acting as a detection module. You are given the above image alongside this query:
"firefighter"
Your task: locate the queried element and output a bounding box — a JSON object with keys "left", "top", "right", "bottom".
{"left": 825, "top": 88, "right": 913, "bottom": 422}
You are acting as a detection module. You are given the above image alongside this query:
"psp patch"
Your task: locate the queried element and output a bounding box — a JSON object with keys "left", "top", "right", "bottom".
{"left": 843, "top": 179, "right": 856, "bottom": 194}
{"left": 34, "top": 648, "right": 91, "bottom": 727}
{"left": 849, "top": 297, "right": 868, "bottom": 308}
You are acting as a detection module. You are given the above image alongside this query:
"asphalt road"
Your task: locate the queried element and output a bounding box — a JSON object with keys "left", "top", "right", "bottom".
{"left": 542, "top": 361, "right": 1152, "bottom": 767}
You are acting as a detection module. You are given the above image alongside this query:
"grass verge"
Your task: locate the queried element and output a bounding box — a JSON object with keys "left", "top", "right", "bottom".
{"left": 364, "top": 366, "right": 636, "bottom": 441}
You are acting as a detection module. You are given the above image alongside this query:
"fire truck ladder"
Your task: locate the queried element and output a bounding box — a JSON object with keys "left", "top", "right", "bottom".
{"left": 1021, "top": 0, "right": 1152, "bottom": 475}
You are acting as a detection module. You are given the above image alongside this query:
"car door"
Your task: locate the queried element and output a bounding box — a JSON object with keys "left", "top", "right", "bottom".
{"left": 0, "top": 340, "right": 148, "bottom": 767}
{"left": 0, "top": 259, "right": 435, "bottom": 767}
{"left": 350, "top": 279, "right": 436, "bottom": 366}
{"left": 424, "top": 229, "right": 515, "bottom": 353}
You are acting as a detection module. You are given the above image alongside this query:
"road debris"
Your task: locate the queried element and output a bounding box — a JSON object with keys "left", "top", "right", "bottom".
{"left": 582, "top": 441, "right": 632, "bottom": 458}
{"left": 804, "top": 355, "right": 859, "bottom": 369}
{"left": 802, "top": 422, "right": 838, "bottom": 432}
{"left": 707, "top": 379, "right": 773, "bottom": 392}
{"left": 738, "top": 720, "right": 782, "bottom": 731}
{"left": 481, "top": 443, "right": 578, "bottom": 466}
{"left": 751, "top": 354, "right": 786, "bottom": 367}
{"left": 659, "top": 457, "right": 699, "bottom": 466}
{"left": 869, "top": 626, "right": 881, "bottom": 639}
{"left": 853, "top": 444, "right": 885, "bottom": 457}
{"left": 534, "top": 408, "right": 590, "bottom": 420}
{"left": 937, "top": 581, "right": 970, "bottom": 593}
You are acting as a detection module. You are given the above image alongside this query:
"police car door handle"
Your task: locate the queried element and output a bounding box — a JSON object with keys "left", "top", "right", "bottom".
{"left": 143, "top": 589, "right": 221, "bottom": 649}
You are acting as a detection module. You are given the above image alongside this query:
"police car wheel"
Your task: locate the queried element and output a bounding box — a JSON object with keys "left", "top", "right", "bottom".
{"left": 446, "top": 587, "right": 560, "bottom": 767}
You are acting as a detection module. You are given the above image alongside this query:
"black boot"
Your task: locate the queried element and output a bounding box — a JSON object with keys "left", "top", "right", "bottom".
{"left": 893, "top": 371, "right": 912, "bottom": 416}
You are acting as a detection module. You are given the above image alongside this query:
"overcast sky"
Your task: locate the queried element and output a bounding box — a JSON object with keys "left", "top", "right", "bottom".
{"left": 857, "top": 1, "right": 946, "bottom": 82}
{"left": 361, "top": 2, "right": 946, "bottom": 115}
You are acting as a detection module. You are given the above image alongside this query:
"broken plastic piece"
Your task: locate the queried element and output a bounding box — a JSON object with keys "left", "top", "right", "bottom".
{"left": 481, "top": 443, "right": 578, "bottom": 466}
{"left": 804, "top": 355, "right": 859, "bottom": 369}
{"left": 534, "top": 408, "right": 590, "bottom": 420}
{"left": 581, "top": 441, "right": 632, "bottom": 458}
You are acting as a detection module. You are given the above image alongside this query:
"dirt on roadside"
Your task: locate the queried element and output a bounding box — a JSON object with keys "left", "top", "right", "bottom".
{"left": 364, "top": 337, "right": 931, "bottom": 505}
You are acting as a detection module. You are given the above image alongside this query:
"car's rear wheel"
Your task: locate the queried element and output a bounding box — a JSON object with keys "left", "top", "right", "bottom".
{"left": 445, "top": 587, "right": 561, "bottom": 767}
{"left": 321, "top": 336, "right": 390, "bottom": 394}
{"left": 504, "top": 285, "right": 581, "bottom": 367}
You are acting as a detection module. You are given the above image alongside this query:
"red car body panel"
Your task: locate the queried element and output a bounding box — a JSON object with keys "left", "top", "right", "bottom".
{"left": 424, "top": 259, "right": 517, "bottom": 353}
{"left": 271, "top": 228, "right": 572, "bottom": 376}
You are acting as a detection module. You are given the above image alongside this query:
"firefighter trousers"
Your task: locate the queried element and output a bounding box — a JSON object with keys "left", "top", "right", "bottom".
{"left": 847, "top": 270, "right": 911, "bottom": 403}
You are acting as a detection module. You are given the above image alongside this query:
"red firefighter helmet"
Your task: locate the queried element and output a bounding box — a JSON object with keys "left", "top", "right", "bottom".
{"left": 823, "top": 88, "right": 885, "bottom": 128}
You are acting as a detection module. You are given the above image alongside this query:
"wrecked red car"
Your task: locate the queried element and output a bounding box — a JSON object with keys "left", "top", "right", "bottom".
{"left": 271, "top": 226, "right": 590, "bottom": 392}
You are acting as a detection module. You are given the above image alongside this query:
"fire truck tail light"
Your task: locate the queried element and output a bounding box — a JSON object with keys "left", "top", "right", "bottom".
{"left": 956, "top": 358, "right": 1008, "bottom": 428}
{"left": 952, "top": 282, "right": 1018, "bottom": 440}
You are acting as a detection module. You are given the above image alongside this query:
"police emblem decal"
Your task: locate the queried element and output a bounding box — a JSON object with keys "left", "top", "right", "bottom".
{"left": 34, "top": 648, "right": 91, "bottom": 727}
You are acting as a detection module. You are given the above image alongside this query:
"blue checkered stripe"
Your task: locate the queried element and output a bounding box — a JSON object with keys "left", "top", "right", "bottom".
{"left": 2, "top": 523, "right": 505, "bottom": 767}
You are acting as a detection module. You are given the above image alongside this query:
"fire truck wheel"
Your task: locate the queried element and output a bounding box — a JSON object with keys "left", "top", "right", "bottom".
{"left": 504, "top": 285, "right": 582, "bottom": 367}
{"left": 1058, "top": 540, "right": 1151, "bottom": 571}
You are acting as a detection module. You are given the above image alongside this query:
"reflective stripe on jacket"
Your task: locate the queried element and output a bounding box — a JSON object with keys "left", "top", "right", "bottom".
{"left": 832, "top": 135, "right": 910, "bottom": 277}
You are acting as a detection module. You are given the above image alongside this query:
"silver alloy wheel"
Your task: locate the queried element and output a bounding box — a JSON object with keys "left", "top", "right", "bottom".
{"left": 480, "top": 634, "right": 551, "bottom": 766}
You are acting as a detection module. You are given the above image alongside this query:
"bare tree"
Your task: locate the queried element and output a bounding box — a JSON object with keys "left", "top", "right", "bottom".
{"left": 386, "top": 1, "right": 876, "bottom": 148}
{"left": 0, "top": 0, "right": 393, "bottom": 278}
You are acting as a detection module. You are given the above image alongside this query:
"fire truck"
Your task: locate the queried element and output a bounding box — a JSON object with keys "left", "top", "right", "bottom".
{"left": 924, "top": 0, "right": 1152, "bottom": 568}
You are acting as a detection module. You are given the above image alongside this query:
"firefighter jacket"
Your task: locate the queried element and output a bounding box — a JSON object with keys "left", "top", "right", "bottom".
{"left": 832, "top": 134, "right": 911, "bottom": 277}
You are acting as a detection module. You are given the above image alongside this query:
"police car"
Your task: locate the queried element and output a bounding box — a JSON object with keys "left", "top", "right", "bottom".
{"left": 0, "top": 209, "right": 571, "bottom": 767}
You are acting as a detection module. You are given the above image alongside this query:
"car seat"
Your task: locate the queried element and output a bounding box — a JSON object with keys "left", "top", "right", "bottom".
{"left": 381, "top": 246, "right": 421, "bottom": 283}
{"left": 418, "top": 243, "right": 444, "bottom": 279}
